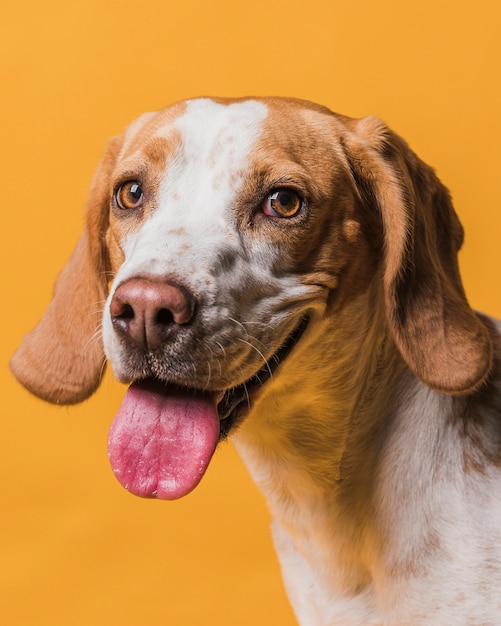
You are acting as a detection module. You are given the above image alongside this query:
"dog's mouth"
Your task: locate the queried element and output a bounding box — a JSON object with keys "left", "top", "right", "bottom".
{"left": 107, "top": 316, "right": 308, "bottom": 501}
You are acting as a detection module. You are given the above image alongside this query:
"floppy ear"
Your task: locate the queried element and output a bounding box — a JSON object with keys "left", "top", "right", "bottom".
{"left": 341, "top": 116, "right": 492, "bottom": 394}
{"left": 10, "top": 136, "right": 122, "bottom": 404}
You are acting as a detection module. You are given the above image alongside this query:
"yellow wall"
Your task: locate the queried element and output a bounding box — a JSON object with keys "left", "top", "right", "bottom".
{"left": 2, "top": 1, "right": 500, "bottom": 624}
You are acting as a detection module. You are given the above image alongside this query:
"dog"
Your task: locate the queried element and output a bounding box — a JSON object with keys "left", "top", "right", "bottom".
{"left": 10, "top": 97, "right": 501, "bottom": 625}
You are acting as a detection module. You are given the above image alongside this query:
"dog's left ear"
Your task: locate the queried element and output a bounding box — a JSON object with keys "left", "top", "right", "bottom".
{"left": 341, "top": 116, "right": 492, "bottom": 394}
{"left": 10, "top": 136, "right": 123, "bottom": 404}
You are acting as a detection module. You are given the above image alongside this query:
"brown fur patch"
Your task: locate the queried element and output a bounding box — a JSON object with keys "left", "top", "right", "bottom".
{"left": 231, "top": 102, "right": 384, "bottom": 317}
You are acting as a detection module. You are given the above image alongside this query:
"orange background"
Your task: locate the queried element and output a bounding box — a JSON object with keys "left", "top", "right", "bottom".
{"left": 2, "top": 1, "right": 500, "bottom": 624}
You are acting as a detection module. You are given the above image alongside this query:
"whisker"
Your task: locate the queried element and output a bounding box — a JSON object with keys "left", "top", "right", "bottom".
{"left": 227, "top": 317, "right": 247, "bottom": 334}
{"left": 82, "top": 326, "right": 104, "bottom": 354}
{"left": 228, "top": 317, "right": 269, "bottom": 335}
{"left": 227, "top": 318, "right": 272, "bottom": 357}
{"left": 242, "top": 381, "right": 251, "bottom": 410}
{"left": 236, "top": 338, "right": 273, "bottom": 381}
{"left": 201, "top": 341, "right": 217, "bottom": 390}
{"left": 214, "top": 341, "right": 227, "bottom": 377}
{"left": 98, "top": 355, "right": 107, "bottom": 381}
{"left": 204, "top": 360, "right": 212, "bottom": 391}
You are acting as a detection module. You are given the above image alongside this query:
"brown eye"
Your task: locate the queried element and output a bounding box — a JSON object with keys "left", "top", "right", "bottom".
{"left": 115, "top": 181, "right": 143, "bottom": 210}
{"left": 262, "top": 189, "right": 302, "bottom": 218}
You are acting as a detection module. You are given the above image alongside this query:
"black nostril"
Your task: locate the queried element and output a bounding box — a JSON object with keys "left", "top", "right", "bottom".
{"left": 118, "top": 303, "right": 135, "bottom": 320}
{"left": 156, "top": 308, "right": 175, "bottom": 326}
{"left": 110, "top": 301, "right": 136, "bottom": 336}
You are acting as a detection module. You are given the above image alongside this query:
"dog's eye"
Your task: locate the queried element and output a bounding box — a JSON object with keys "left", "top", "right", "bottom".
{"left": 262, "top": 189, "right": 302, "bottom": 218}
{"left": 115, "top": 181, "right": 143, "bottom": 210}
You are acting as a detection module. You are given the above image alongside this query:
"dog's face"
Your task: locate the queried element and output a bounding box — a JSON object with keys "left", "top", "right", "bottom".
{"left": 103, "top": 99, "right": 374, "bottom": 396}
{"left": 11, "top": 97, "right": 493, "bottom": 500}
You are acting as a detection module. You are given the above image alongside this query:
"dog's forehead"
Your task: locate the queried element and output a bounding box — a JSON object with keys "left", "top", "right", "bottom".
{"left": 155, "top": 100, "right": 269, "bottom": 217}
{"left": 120, "top": 98, "right": 266, "bottom": 162}
{"left": 120, "top": 97, "right": 338, "bottom": 166}
{"left": 168, "top": 99, "right": 270, "bottom": 187}
{"left": 174, "top": 98, "right": 269, "bottom": 148}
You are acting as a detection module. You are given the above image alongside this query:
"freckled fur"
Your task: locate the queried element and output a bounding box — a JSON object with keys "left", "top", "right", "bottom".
{"left": 10, "top": 97, "right": 501, "bottom": 625}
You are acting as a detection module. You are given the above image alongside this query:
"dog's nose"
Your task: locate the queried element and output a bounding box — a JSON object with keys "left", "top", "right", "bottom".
{"left": 110, "top": 278, "right": 197, "bottom": 349}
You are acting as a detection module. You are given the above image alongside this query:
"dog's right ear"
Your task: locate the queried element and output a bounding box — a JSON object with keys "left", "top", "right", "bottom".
{"left": 10, "top": 136, "right": 123, "bottom": 405}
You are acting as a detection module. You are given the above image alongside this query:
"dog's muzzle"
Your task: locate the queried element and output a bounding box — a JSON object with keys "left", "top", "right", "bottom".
{"left": 106, "top": 310, "right": 309, "bottom": 501}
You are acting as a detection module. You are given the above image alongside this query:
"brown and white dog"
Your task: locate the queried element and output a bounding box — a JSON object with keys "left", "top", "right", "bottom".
{"left": 10, "top": 97, "right": 501, "bottom": 625}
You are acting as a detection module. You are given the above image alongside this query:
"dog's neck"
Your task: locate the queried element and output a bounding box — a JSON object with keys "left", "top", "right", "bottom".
{"left": 233, "top": 282, "right": 411, "bottom": 594}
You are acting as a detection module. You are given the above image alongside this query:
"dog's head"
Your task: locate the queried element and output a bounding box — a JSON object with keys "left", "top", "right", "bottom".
{"left": 10, "top": 97, "right": 492, "bottom": 498}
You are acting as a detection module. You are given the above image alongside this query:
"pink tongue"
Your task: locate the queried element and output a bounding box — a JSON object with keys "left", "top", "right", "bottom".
{"left": 108, "top": 381, "right": 220, "bottom": 499}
